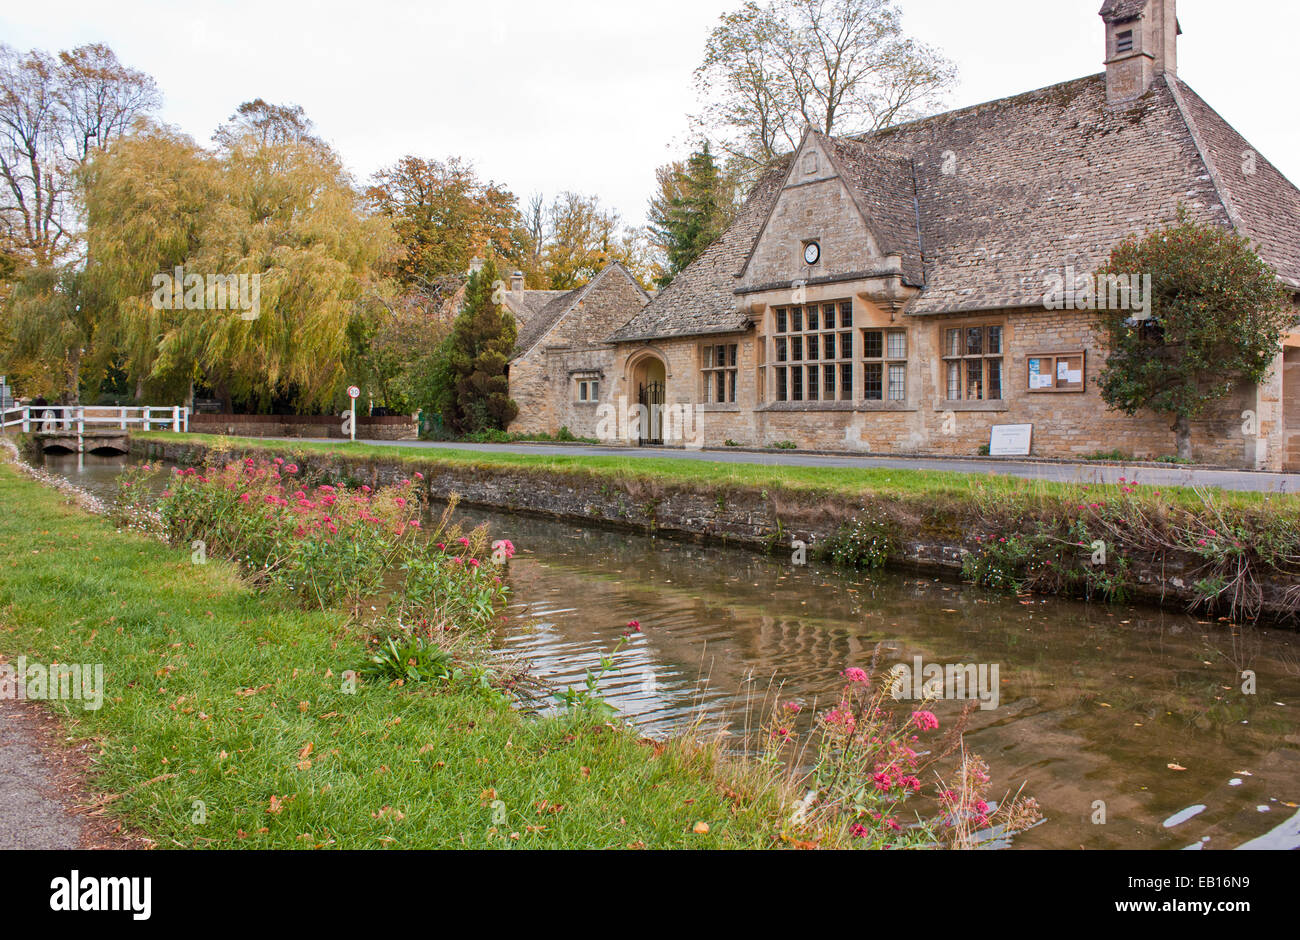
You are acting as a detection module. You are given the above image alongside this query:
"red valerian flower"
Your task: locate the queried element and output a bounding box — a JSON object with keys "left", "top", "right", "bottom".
{"left": 911, "top": 710, "right": 939, "bottom": 732}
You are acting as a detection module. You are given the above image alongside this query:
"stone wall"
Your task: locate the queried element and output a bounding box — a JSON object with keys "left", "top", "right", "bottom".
{"left": 610, "top": 297, "right": 1272, "bottom": 467}
{"left": 134, "top": 436, "right": 1300, "bottom": 627}
{"left": 188, "top": 414, "right": 417, "bottom": 441}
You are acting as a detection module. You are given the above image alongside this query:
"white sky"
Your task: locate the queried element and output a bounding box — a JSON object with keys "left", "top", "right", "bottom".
{"left": 2, "top": 0, "right": 1296, "bottom": 228}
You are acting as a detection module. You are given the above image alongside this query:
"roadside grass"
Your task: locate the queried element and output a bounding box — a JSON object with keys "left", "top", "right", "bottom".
{"left": 137, "top": 432, "right": 1299, "bottom": 514}
{"left": 0, "top": 462, "right": 796, "bottom": 849}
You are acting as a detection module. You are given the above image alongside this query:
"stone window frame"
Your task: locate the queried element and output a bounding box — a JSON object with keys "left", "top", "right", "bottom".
{"left": 700, "top": 342, "right": 739, "bottom": 404}
{"left": 575, "top": 378, "right": 600, "bottom": 403}
{"left": 1026, "top": 350, "right": 1086, "bottom": 393}
{"left": 770, "top": 299, "right": 855, "bottom": 403}
{"left": 862, "top": 327, "right": 909, "bottom": 403}
{"left": 941, "top": 322, "right": 1005, "bottom": 402}
{"left": 1115, "top": 29, "right": 1134, "bottom": 55}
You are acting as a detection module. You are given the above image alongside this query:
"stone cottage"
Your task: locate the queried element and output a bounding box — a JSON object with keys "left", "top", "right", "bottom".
{"left": 598, "top": 0, "right": 1300, "bottom": 468}
{"left": 502, "top": 263, "right": 651, "bottom": 439}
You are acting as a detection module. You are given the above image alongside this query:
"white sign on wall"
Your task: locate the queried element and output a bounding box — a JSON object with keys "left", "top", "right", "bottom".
{"left": 989, "top": 424, "right": 1033, "bottom": 457}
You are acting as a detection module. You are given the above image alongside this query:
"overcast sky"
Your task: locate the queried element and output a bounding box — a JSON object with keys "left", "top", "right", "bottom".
{"left": 3, "top": 0, "right": 1296, "bottom": 228}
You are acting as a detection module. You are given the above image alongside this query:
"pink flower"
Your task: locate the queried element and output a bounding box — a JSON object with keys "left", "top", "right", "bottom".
{"left": 627, "top": 620, "right": 641, "bottom": 631}
{"left": 843, "top": 667, "right": 869, "bottom": 684}
{"left": 469, "top": 558, "right": 480, "bottom": 568}
{"left": 458, "top": 537, "right": 470, "bottom": 547}
{"left": 911, "top": 710, "right": 939, "bottom": 731}
{"left": 414, "top": 472, "right": 424, "bottom": 481}
{"left": 784, "top": 702, "right": 802, "bottom": 713}
{"left": 850, "top": 823, "right": 870, "bottom": 839}
{"left": 284, "top": 464, "right": 299, "bottom": 475}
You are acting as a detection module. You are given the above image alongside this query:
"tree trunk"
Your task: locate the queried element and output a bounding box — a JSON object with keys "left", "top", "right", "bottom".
{"left": 1174, "top": 413, "right": 1192, "bottom": 461}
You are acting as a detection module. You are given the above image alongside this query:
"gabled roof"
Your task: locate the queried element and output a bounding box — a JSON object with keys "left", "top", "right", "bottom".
{"left": 613, "top": 71, "right": 1300, "bottom": 341}
{"left": 1099, "top": 0, "right": 1149, "bottom": 22}
{"left": 512, "top": 262, "right": 651, "bottom": 358}
{"left": 500, "top": 289, "right": 571, "bottom": 326}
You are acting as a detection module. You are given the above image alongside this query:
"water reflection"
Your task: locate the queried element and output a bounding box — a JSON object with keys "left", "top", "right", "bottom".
{"left": 33, "top": 451, "right": 1300, "bottom": 850}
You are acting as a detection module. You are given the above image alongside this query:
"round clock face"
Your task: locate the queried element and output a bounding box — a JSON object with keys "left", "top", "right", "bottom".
{"left": 804, "top": 241, "right": 820, "bottom": 265}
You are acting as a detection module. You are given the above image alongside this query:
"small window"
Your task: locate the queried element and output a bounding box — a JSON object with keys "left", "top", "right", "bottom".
{"left": 701, "top": 343, "right": 739, "bottom": 403}
{"left": 576, "top": 379, "right": 600, "bottom": 402}
{"left": 1116, "top": 30, "right": 1134, "bottom": 54}
{"left": 862, "top": 328, "right": 908, "bottom": 402}
{"left": 943, "top": 323, "right": 1005, "bottom": 401}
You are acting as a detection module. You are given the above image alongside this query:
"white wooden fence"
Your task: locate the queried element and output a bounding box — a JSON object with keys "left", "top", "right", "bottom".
{"left": 1, "top": 405, "right": 190, "bottom": 442}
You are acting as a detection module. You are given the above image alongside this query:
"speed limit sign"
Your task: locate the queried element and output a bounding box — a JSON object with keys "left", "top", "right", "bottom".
{"left": 347, "top": 386, "right": 360, "bottom": 399}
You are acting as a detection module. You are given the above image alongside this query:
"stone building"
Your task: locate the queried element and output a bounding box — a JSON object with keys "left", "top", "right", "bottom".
{"left": 502, "top": 263, "right": 651, "bottom": 439}
{"left": 596, "top": 0, "right": 1300, "bottom": 469}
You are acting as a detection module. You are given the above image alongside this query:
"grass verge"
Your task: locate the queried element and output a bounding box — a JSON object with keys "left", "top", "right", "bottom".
{"left": 0, "top": 460, "right": 796, "bottom": 849}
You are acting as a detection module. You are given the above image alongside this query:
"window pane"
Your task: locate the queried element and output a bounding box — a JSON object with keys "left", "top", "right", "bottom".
{"left": 590, "top": 382, "right": 598, "bottom": 400}
{"left": 578, "top": 383, "right": 587, "bottom": 402}
{"left": 775, "top": 338, "right": 787, "bottom": 363}
{"left": 946, "top": 362, "right": 961, "bottom": 400}
{"left": 716, "top": 372, "right": 725, "bottom": 403}
{"left": 824, "top": 364, "right": 835, "bottom": 399}
{"left": 807, "top": 307, "right": 819, "bottom": 331}
{"left": 728, "top": 344, "right": 738, "bottom": 367}
{"left": 807, "top": 336, "right": 818, "bottom": 360}
{"left": 840, "top": 363, "right": 853, "bottom": 401}
{"left": 966, "top": 359, "right": 983, "bottom": 400}
{"left": 863, "top": 330, "right": 883, "bottom": 360}
{"left": 864, "top": 362, "right": 883, "bottom": 401}
{"left": 987, "top": 326, "right": 1003, "bottom": 355}
{"left": 807, "top": 365, "right": 819, "bottom": 401}
{"left": 716, "top": 345, "right": 726, "bottom": 367}
{"left": 776, "top": 309, "right": 787, "bottom": 334}
{"left": 728, "top": 371, "right": 737, "bottom": 403}
{"left": 946, "top": 329, "right": 961, "bottom": 358}
{"left": 791, "top": 307, "right": 803, "bottom": 332}
{"left": 887, "top": 331, "right": 907, "bottom": 359}
{"left": 888, "top": 364, "right": 906, "bottom": 402}
{"left": 987, "top": 359, "right": 1002, "bottom": 400}
{"left": 791, "top": 366, "right": 803, "bottom": 401}
{"left": 840, "top": 332, "right": 853, "bottom": 359}
{"left": 966, "top": 327, "right": 984, "bottom": 356}
{"left": 824, "top": 334, "right": 836, "bottom": 360}
{"left": 776, "top": 367, "right": 787, "bottom": 401}
{"left": 824, "top": 304, "right": 837, "bottom": 328}
{"left": 791, "top": 337, "right": 803, "bottom": 361}
{"left": 840, "top": 302, "right": 853, "bottom": 328}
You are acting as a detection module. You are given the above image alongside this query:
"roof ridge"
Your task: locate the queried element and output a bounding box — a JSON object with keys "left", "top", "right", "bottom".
{"left": 1163, "top": 75, "right": 1246, "bottom": 233}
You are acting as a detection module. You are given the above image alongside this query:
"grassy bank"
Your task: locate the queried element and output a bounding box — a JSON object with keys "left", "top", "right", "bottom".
{"left": 0, "top": 460, "right": 798, "bottom": 849}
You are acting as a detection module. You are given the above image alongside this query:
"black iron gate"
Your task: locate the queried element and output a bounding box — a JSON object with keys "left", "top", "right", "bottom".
{"left": 638, "top": 381, "right": 665, "bottom": 445}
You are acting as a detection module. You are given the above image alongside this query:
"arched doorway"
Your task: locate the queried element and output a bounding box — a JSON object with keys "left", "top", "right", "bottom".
{"left": 627, "top": 351, "right": 667, "bottom": 446}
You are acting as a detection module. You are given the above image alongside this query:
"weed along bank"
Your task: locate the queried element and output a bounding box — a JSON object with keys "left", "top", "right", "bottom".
{"left": 133, "top": 434, "right": 1300, "bottom": 627}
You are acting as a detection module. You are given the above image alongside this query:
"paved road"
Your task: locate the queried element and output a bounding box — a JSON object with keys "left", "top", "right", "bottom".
{"left": 279, "top": 438, "right": 1300, "bottom": 494}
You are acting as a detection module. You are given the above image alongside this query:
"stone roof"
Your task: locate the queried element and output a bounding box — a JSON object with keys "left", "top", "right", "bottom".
{"left": 1099, "top": 0, "right": 1149, "bottom": 22}
{"left": 613, "top": 71, "right": 1300, "bottom": 341}
{"left": 500, "top": 289, "right": 571, "bottom": 328}
{"left": 512, "top": 262, "right": 650, "bottom": 358}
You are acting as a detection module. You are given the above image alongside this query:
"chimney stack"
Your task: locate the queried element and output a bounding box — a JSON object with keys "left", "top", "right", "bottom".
{"left": 1101, "top": 0, "right": 1181, "bottom": 105}
{"left": 511, "top": 271, "right": 525, "bottom": 292}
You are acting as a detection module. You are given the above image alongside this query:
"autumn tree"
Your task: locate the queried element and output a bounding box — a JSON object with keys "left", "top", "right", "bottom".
{"left": 694, "top": 0, "right": 955, "bottom": 178}
{"left": 1095, "top": 213, "right": 1295, "bottom": 461}
{"left": 540, "top": 191, "right": 623, "bottom": 289}
{"left": 648, "top": 141, "right": 737, "bottom": 286}
{"left": 429, "top": 258, "right": 518, "bottom": 433}
{"left": 367, "top": 155, "right": 526, "bottom": 300}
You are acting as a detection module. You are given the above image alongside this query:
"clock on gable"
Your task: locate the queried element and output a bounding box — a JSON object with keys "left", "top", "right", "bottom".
{"left": 803, "top": 241, "right": 821, "bottom": 265}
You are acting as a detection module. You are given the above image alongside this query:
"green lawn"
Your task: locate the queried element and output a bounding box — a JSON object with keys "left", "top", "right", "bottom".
{"left": 0, "top": 462, "right": 793, "bottom": 849}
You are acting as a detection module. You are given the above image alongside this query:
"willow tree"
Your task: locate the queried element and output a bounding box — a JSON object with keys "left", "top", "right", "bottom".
{"left": 81, "top": 122, "right": 224, "bottom": 401}
{"left": 154, "top": 126, "right": 395, "bottom": 412}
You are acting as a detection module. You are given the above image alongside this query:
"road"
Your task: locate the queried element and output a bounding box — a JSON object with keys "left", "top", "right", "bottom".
{"left": 280, "top": 438, "right": 1300, "bottom": 494}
